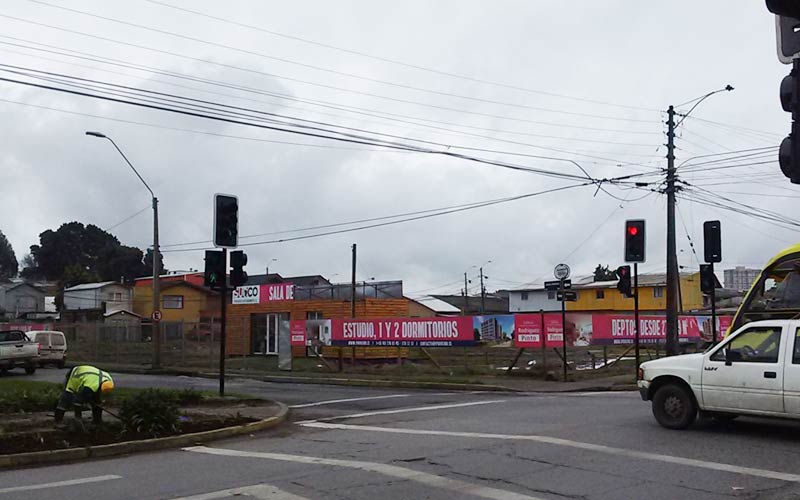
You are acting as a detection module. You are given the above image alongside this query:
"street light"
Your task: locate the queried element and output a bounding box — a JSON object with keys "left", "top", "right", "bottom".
{"left": 86, "top": 131, "right": 162, "bottom": 368}
{"left": 266, "top": 258, "right": 277, "bottom": 276}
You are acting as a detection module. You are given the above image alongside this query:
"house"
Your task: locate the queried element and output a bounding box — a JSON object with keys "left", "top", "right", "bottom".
{"left": 407, "top": 296, "right": 462, "bottom": 317}
{"left": 226, "top": 273, "right": 408, "bottom": 357}
{"left": 63, "top": 281, "right": 133, "bottom": 312}
{"left": 133, "top": 280, "right": 219, "bottom": 335}
{"left": 503, "top": 272, "right": 709, "bottom": 314}
{"left": 0, "top": 282, "right": 46, "bottom": 319}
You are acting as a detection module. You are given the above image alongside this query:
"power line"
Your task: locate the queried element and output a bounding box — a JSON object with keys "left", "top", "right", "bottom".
{"left": 28, "top": 0, "right": 659, "bottom": 124}
{"left": 161, "top": 182, "right": 597, "bottom": 253}
{"left": 141, "top": 0, "right": 660, "bottom": 113}
{"left": 0, "top": 37, "right": 663, "bottom": 137}
{"left": 676, "top": 205, "right": 701, "bottom": 267}
{"left": 0, "top": 14, "right": 662, "bottom": 134}
{"left": 103, "top": 205, "right": 150, "bottom": 232}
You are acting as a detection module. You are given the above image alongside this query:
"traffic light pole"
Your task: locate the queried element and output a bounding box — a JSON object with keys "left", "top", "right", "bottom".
{"left": 710, "top": 262, "right": 717, "bottom": 344}
{"left": 219, "top": 248, "right": 227, "bottom": 397}
{"left": 634, "top": 263, "right": 640, "bottom": 372}
{"left": 665, "top": 105, "right": 679, "bottom": 356}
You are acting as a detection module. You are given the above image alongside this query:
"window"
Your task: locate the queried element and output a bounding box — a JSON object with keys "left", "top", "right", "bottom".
{"left": 654, "top": 287, "right": 664, "bottom": 298}
{"left": 596, "top": 290, "right": 605, "bottom": 299}
{"left": 547, "top": 291, "right": 556, "bottom": 300}
{"left": 306, "top": 311, "right": 323, "bottom": 320}
{"left": 111, "top": 292, "right": 123, "bottom": 302}
{"left": 162, "top": 295, "right": 184, "bottom": 309}
{"left": 711, "top": 326, "right": 782, "bottom": 363}
{"left": 794, "top": 328, "right": 800, "bottom": 365}
{"left": 51, "top": 334, "right": 65, "bottom": 346}
{"left": 521, "top": 292, "right": 529, "bottom": 301}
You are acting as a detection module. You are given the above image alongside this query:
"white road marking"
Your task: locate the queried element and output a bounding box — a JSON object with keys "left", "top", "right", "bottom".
{"left": 300, "top": 422, "right": 800, "bottom": 483}
{"left": 295, "top": 399, "right": 506, "bottom": 424}
{"left": 290, "top": 394, "right": 411, "bottom": 408}
{"left": 0, "top": 475, "right": 122, "bottom": 494}
{"left": 184, "top": 446, "right": 541, "bottom": 500}
{"left": 171, "top": 483, "right": 308, "bottom": 500}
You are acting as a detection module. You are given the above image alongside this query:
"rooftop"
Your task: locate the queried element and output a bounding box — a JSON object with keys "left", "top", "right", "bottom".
{"left": 64, "top": 281, "right": 126, "bottom": 292}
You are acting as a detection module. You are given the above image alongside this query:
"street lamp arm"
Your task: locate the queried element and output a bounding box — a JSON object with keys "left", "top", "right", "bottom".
{"left": 105, "top": 137, "right": 155, "bottom": 200}
{"left": 674, "top": 85, "right": 734, "bottom": 129}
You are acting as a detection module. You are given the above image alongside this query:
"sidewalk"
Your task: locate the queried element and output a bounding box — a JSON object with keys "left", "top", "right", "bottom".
{"left": 89, "top": 362, "right": 638, "bottom": 393}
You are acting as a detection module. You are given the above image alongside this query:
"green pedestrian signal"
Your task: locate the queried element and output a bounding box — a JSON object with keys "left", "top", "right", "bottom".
{"left": 204, "top": 250, "right": 225, "bottom": 289}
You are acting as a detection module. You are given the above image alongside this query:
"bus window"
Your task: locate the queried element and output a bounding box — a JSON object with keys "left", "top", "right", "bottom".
{"left": 735, "top": 254, "right": 800, "bottom": 330}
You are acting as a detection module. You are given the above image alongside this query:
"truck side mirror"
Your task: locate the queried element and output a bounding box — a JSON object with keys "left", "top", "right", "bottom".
{"left": 725, "top": 348, "right": 734, "bottom": 366}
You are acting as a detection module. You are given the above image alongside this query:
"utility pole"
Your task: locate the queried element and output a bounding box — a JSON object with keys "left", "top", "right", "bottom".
{"left": 463, "top": 272, "right": 469, "bottom": 315}
{"left": 479, "top": 267, "right": 486, "bottom": 315}
{"left": 665, "top": 105, "right": 679, "bottom": 356}
{"left": 351, "top": 244, "right": 357, "bottom": 318}
{"left": 152, "top": 197, "right": 161, "bottom": 369}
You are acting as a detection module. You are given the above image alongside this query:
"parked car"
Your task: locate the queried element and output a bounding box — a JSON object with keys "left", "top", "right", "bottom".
{"left": 638, "top": 319, "right": 800, "bottom": 429}
{"left": 0, "top": 330, "right": 40, "bottom": 374}
{"left": 29, "top": 331, "right": 67, "bottom": 368}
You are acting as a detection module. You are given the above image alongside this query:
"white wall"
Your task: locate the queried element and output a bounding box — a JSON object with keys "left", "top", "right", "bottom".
{"left": 64, "top": 284, "right": 132, "bottom": 311}
{"left": 508, "top": 290, "right": 560, "bottom": 312}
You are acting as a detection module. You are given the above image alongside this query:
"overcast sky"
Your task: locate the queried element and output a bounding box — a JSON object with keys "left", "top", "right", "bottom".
{"left": 0, "top": 1, "right": 796, "bottom": 296}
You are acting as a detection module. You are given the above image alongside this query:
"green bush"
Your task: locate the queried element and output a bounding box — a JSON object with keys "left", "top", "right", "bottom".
{"left": 118, "top": 389, "right": 180, "bottom": 438}
{"left": 0, "top": 381, "right": 61, "bottom": 413}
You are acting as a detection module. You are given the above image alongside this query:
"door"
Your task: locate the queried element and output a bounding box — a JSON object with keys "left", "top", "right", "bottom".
{"left": 784, "top": 326, "right": 800, "bottom": 416}
{"left": 702, "top": 325, "right": 785, "bottom": 413}
{"left": 251, "top": 313, "right": 288, "bottom": 355}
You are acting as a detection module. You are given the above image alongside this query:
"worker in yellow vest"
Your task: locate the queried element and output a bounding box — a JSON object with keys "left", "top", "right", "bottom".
{"left": 54, "top": 365, "right": 114, "bottom": 424}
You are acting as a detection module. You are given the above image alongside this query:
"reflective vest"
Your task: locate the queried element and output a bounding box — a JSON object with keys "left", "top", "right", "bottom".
{"left": 65, "top": 365, "right": 113, "bottom": 394}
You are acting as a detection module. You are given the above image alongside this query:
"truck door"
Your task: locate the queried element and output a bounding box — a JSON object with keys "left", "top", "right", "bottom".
{"left": 784, "top": 326, "right": 800, "bottom": 416}
{"left": 702, "top": 324, "right": 785, "bottom": 413}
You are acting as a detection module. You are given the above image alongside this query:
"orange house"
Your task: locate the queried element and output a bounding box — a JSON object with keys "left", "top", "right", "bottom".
{"left": 225, "top": 274, "right": 409, "bottom": 357}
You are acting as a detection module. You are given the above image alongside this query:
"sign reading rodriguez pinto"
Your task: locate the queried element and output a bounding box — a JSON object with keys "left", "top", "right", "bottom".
{"left": 329, "top": 317, "right": 475, "bottom": 347}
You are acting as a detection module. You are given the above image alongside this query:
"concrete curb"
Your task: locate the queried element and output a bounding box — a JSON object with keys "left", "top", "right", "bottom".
{"left": 0, "top": 402, "right": 289, "bottom": 469}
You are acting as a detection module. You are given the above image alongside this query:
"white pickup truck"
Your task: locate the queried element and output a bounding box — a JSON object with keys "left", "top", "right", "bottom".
{"left": 0, "top": 330, "right": 40, "bottom": 375}
{"left": 638, "top": 319, "right": 800, "bottom": 429}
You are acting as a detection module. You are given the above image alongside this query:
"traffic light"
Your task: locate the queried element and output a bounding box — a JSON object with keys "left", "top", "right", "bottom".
{"left": 700, "top": 264, "right": 716, "bottom": 295}
{"left": 230, "top": 250, "right": 248, "bottom": 287}
{"left": 214, "top": 194, "right": 238, "bottom": 248}
{"left": 778, "top": 60, "right": 800, "bottom": 183}
{"left": 204, "top": 250, "right": 225, "bottom": 289}
{"left": 624, "top": 219, "right": 646, "bottom": 263}
{"left": 616, "top": 265, "right": 633, "bottom": 298}
{"left": 703, "top": 220, "right": 721, "bottom": 263}
{"left": 767, "top": 0, "right": 800, "bottom": 63}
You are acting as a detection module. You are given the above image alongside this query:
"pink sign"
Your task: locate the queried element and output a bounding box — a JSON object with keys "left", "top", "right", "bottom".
{"left": 330, "top": 317, "right": 475, "bottom": 347}
{"left": 590, "top": 315, "right": 733, "bottom": 345}
{"left": 290, "top": 320, "right": 306, "bottom": 346}
{"left": 513, "top": 314, "right": 543, "bottom": 348}
{"left": 232, "top": 283, "right": 295, "bottom": 304}
{"left": 513, "top": 314, "right": 564, "bottom": 347}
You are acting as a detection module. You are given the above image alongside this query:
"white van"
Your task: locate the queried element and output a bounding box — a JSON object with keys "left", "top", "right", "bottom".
{"left": 29, "top": 331, "right": 67, "bottom": 368}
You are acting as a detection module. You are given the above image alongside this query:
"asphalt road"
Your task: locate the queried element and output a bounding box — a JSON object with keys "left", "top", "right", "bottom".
{"left": 2, "top": 368, "right": 800, "bottom": 499}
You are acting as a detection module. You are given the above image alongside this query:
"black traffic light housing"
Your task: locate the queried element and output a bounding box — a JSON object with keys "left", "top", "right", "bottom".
{"left": 700, "top": 264, "right": 716, "bottom": 295}
{"left": 779, "top": 60, "right": 800, "bottom": 184}
{"left": 204, "top": 250, "right": 225, "bottom": 289}
{"left": 230, "top": 250, "right": 248, "bottom": 288}
{"left": 767, "top": 1, "right": 800, "bottom": 63}
{"left": 214, "top": 194, "right": 239, "bottom": 248}
{"left": 624, "top": 219, "right": 646, "bottom": 263}
{"left": 703, "top": 220, "right": 722, "bottom": 263}
{"left": 616, "top": 265, "right": 633, "bottom": 298}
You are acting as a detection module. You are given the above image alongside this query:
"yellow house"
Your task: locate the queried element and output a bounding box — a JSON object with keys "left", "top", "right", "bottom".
{"left": 133, "top": 281, "right": 219, "bottom": 324}
{"left": 566, "top": 272, "right": 705, "bottom": 312}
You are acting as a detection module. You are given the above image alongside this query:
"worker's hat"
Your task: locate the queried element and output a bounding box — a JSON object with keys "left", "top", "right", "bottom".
{"left": 101, "top": 379, "right": 115, "bottom": 393}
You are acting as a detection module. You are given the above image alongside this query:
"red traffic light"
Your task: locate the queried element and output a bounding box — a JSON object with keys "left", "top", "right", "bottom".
{"left": 627, "top": 226, "right": 638, "bottom": 236}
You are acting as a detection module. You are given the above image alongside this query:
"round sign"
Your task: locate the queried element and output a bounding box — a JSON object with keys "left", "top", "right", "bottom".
{"left": 554, "top": 263, "right": 571, "bottom": 280}
{"left": 152, "top": 310, "right": 163, "bottom": 322}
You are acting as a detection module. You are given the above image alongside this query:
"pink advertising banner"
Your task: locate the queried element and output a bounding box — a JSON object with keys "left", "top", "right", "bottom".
{"left": 232, "top": 283, "right": 295, "bottom": 304}
{"left": 290, "top": 320, "right": 306, "bottom": 347}
{"left": 514, "top": 313, "right": 734, "bottom": 347}
{"left": 330, "top": 317, "right": 475, "bottom": 347}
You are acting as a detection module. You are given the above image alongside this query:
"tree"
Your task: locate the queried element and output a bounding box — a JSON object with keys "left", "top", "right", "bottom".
{"left": 144, "top": 248, "right": 167, "bottom": 276}
{"left": 593, "top": 264, "right": 617, "bottom": 282}
{"left": 0, "top": 230, "right": 17, "bottom": 280}
{"left": 21, "top": 222, "right": 156, "bottom": 284}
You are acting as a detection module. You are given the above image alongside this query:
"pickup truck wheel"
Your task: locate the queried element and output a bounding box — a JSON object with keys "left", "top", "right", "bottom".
{"left": 24, "top": 365, "right": 36, "bottom": 375}
{"left": 652, "top": 384, "right": 696, "bottom": 429}
{"left": 56, "top": 360, "right": 65, "bottom": 369}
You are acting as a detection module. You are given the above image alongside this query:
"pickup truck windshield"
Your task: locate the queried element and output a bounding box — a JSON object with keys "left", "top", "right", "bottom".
{"left": 0, "top": 330, "right": 27, "bottom": 342}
